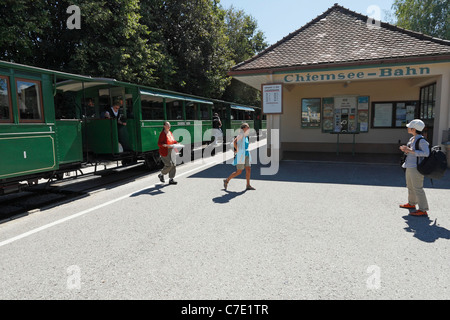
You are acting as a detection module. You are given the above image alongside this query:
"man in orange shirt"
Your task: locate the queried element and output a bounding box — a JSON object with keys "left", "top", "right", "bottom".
{"left": 158, "top": 122, "right": 178, "bottom": 185}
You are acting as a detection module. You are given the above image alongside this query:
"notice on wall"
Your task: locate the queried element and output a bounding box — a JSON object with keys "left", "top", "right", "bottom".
{"left": 357, "top": 96, "right": 369, "bottom": 132}
{"left": 373, "top": 103, "right": 393, "bottom": 127}
{"left": 334, "top": 96, "right": 357, "bottom": 132}
{"left": 262, "top": 84, "right": 283, "bottom": 114}
{"left": 322, "top": 97, "right": 334, "bottom": 132}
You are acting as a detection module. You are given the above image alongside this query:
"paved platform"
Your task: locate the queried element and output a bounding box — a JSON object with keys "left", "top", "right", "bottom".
{"left": 0, "top": 148, "right": 449, "bottom": 300}
{"left": 283, "top": 151, "right": 401, "bottom": 165}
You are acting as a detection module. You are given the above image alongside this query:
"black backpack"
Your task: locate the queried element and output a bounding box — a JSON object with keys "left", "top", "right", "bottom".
{"left": 415, "top": 137, "right": 447, "bottom": 180}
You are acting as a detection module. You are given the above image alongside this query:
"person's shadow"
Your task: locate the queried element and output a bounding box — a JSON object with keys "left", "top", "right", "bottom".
{"left": 403, "top": 215, "right": 450, "bottom": 243}
{"left": 130, "top": 184, "right": 168, "bottom": 197}
{"left": 212, "top": 190, "right": 246, "bottom": 204}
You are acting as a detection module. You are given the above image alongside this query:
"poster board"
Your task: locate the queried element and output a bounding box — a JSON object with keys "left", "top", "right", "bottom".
{"left": 357, "top": 96, "right": 369, "bottom": 132}
{"left": 373, "top": 103, "right": 393, "bottom": 127}
{"left": 301, "top": 98, "right": 321, "bottom": 128}
{"left": 334, "top": 96, "right": 358, "bottom": 132}
{"left": 322, "top": 97, "right": 334, "bottom": 132}
{"left": 262, "top": 83, "right": 283, "bottom": 114}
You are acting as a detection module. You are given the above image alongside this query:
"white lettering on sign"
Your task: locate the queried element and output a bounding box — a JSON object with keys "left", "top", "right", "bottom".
{"left": 284, "top": 66, "right": 432, "bottom": 84}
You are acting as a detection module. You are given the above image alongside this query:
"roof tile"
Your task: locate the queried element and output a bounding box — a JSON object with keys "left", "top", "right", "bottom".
{"left": 231, "top": 4, "right": 450, "bottom": 72}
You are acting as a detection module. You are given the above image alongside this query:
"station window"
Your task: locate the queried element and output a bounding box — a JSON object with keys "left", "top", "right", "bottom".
{"left": 141, "top": 95, "right": 164, "bottom": 120}
{"left": 420, "top": 83, "right": 436, "bottom": 120}
{"left": 16, "top": 79, "right": 44, "bottom": 122}
{"left": 0, "top": 76, "right": 12, "bottom": 123}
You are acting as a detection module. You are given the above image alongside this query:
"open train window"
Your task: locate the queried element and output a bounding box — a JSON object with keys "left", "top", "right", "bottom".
{"left": 0, "top": 75, "right": 12, "bottom": 123}
{"left": 54, "top": 91, "right": 79, "bottom": 119}
{"left": 141, "top": 95, "right": 164, "bottom": 120}
{"left": 16, "top": 78, "right": 44, "bottom": 123}
{"left": 185, "top": 102, "right": 198, "bottom": 120}
{"left": 199, "top": 103, "right": 210, "bottom": 120}
{"left": 167, "top": 100, "right": 183, "bottom": 120}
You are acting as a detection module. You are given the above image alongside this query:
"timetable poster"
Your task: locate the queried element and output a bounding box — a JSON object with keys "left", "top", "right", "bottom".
{"left": 322, "top": 97, "right": 334, "bottom": 132}
{"left": 357, "top": 96, "right": 369, "bottom": 132}
{"left": 334, "top": 96, "right": 357, "bottom": 132}
{"left": 262, "top": 84, "right": 283, "bottom": 114}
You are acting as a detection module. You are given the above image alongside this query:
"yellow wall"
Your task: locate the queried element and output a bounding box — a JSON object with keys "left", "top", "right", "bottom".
{"left": 280, "top": 76, "right": 439, "bottom": 153}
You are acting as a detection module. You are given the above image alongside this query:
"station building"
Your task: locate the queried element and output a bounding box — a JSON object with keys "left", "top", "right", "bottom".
{"left": 229, "top": 4, "right": 450, "bottom": 159}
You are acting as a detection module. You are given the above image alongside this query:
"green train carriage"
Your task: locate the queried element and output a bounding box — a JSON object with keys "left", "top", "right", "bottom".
{"left": 0, "top": 60, "right": 215, "bottom": 194}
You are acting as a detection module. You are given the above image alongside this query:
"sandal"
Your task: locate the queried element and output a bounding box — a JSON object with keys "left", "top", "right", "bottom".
{"left": 223, "top": 179, "right": 228, "bottom": 190}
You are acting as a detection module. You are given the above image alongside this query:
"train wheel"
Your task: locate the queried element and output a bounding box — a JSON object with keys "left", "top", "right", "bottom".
{"left": 144, "top": 153, "right": 163, "bottom": 171}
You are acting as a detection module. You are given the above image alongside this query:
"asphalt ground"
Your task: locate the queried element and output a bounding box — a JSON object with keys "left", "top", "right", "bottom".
{"left": 0, "top": 144, "right": 449, "bottom": 300}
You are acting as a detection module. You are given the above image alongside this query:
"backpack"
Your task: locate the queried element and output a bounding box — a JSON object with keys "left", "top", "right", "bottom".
{"left": 212, "top": 116, "right": 220, "bottom": 129}
{"left": 415, "top": 137, "right": 447, "bottom": 180}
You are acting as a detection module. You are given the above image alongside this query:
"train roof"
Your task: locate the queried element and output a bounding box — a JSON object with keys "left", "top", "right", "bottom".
{"left": 0, "top": 59, "right": 258, "bottom": 109}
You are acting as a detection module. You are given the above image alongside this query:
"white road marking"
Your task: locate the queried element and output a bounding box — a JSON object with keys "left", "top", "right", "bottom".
{"left": 0, "top": 160, "right": 219, "bottom": 248}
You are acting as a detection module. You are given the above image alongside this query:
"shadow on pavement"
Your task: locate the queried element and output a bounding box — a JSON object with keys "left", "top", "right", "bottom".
{"left": 190, "top": 161, "right": 450, "bottom": 189}
{"left": 212, "top": 190, "right": 247, "bottom": 204}
{"left": 403, "top": 215, "right": 450, "bottom": 243}
{"left": 130, "top": 184, "right": 168, "bottom": 197}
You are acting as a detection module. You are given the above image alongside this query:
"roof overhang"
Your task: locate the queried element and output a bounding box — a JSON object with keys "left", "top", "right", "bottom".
{"left": 230, "top": 55, "right": 450, "bottom": 90}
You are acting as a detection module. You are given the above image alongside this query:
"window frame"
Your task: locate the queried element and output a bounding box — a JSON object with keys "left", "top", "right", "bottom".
{"left": 419, "top": 82, "right": 436, "bottom": 120}
{"left": 15, "top": 78, "right": 45, "bottom": 123}
{"left": 0, "top": 75, "right": 13, "bottom": 123}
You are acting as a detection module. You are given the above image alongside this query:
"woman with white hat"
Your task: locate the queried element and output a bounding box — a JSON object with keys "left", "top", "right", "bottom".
{"left": 399, "top": 119, "right": 430, "bottom": 216}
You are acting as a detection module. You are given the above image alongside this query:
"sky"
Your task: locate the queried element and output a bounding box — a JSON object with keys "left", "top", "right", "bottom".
{"left": 218, "top": 0, "right": 396, "bottom": 46}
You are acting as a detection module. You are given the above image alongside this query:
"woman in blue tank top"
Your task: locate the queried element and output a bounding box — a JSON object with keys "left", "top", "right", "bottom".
{"left": 223, "top": 123, "right": 255, "bottom": 191}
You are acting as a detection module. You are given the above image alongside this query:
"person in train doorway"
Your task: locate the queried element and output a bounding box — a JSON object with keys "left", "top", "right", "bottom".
{"left": 103, "top": 99, "right": 129, "bottom": 151}
{"left": 223, "top": 123, "right": 255, "bottom": 191}
{"left": 399, "top": 119, "right": 430, "bottom": 217}
{"left": 158, "top": 121, "right": 178, "bottom": 185}
{"left": 211, "top": 112, "right": 223, "bottom": 147}
{"left": 104, "top": 100, "right": 127, "bottom": 126}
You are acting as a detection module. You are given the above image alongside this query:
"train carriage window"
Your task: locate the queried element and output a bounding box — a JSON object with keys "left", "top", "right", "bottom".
{"left": 199, "top": 103, "right": 210, "bottom": 120}
{"left": 167, "top": 100, "right": 183, "bottom": 120}
{"left": 98, "top": 88, "right": 111, "bottom": 114}
{"left": 141, "top": 95, "right": 164, "bottom": 120}
{"left": 54, "top": 91, "right": 78, "bottom": 119}
{"left": 16, "top": 79, "right": 44, "bottom": 122}
{"left": 185, "top": 102, "right": 198, "bottom": 120}
{"left": 0, "top": 76, "right": 12, "bottom": 123}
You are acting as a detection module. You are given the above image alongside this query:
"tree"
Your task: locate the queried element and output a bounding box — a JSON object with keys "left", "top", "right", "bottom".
{"left": 0, "top": 0, "right": 161, "bottom": 85}
{"left": 392, "top": 0, "right": 450, "bottom": 40}
{"left": 221, "top": 5, "right": 268, "bottom": 106}
{"left": 142, "top": 0, "right": 233, "bottom": 98}
{"left": 68, "top": 0, "right": 161, "bottom": 85}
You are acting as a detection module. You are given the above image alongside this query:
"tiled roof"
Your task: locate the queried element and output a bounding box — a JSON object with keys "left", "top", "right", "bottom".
{"left": 230, "top": 4, "right": 450, "bottom": 73}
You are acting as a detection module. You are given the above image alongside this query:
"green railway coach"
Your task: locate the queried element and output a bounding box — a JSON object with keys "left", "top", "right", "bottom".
{"left": 0, "top": 60, "right": 265, "bottom": 194}
{"left": 0, "top": 60, "right": 214, "bottom": 194}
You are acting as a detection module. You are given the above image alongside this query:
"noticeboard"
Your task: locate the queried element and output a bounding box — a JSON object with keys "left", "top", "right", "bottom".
{"left": 262, "top": 83, "right": 283, "bottom": 114}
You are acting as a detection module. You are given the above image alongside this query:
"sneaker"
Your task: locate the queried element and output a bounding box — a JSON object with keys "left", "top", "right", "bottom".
{"left": 399, "top": 203, "right": 416, "bottom": 209}
{"left": 158, "top": 174, "right": 165, "bottom": 183}
{"left": 223, "top": 179, "right": 228, "bottom": 190}
{"left": 409, "top": 210, "right": 428, "bottom": 217}
{"left": 169, "top": 179, "right": 177, "bottom": 185}
{"left": 246, "top": 185, "right": 255, "bottom": 190}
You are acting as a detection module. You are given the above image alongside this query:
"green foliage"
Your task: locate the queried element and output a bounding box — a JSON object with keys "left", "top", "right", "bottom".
{"left": 393, "top": 0, "right": 450, "bottom": 40}
{"left": 0, "top": 0, "right": 268, "bottom": 104}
